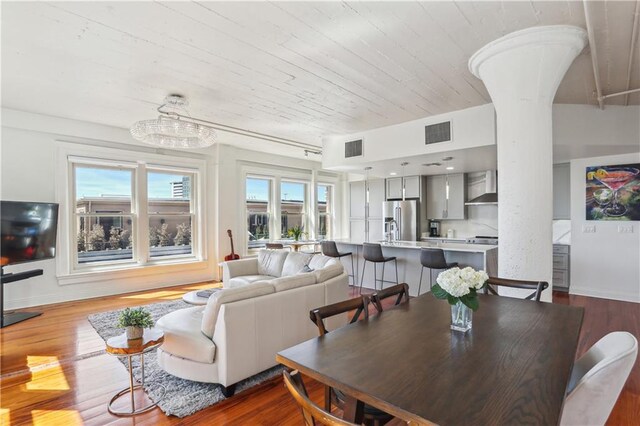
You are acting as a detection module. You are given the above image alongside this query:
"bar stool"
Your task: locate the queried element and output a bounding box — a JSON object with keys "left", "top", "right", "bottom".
{"left": 360, "top": 243, "right": 398, "bottom": 293}
{"left": 320, "top": 241, "right": 355, "bottom": 285}
{"left": 418, "top": 248, "right": 458, "bottom": 295}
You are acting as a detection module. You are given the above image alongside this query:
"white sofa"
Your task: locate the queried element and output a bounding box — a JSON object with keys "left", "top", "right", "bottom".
{"left": 156, "top": 250, "right": 348, "bottom": 395}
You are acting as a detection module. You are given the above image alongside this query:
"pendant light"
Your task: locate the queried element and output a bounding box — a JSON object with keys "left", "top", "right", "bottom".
{"left": 401, "top": 162, "right": 409, "bottom": 200}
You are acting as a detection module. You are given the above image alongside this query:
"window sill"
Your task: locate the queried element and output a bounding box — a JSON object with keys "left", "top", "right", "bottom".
{"left": 57, "top": 259, "right": 209, "bottom": 286}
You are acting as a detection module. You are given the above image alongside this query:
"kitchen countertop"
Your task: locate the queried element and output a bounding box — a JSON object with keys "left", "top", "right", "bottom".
{"left": 334, "top": 239, "right": 498, "bottom": 253}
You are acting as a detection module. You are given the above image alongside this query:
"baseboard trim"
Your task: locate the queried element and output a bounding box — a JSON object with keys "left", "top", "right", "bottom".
{"left": 569, "top": 287, "right": 640, "bottom": 303}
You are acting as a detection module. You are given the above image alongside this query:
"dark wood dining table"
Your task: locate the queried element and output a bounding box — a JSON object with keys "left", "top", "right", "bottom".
{"left": 276, "top": 293, "right": 584, "bottom": 425}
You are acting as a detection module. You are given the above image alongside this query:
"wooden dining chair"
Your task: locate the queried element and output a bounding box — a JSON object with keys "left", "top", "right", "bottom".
{"left": 309, "top": 297, "right": 393, "bottom": 425}
{"left": 309, "top": 295, "right": 369, "bottom": 336}
{"left": 370, "top": 283, "right": 410, "bottom": 313}
{"left": 283, "top": 370, "right": 357, "bottom": 426}
{"left": 483, "top": 277, "right": 549, "bottom": 302}
{"left": 265, "top": 243, "right": 291, "bottom": 251}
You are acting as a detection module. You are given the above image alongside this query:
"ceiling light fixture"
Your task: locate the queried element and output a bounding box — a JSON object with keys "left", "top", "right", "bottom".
{"left": 389, "top": 172, "right": 398, "bottom": 176}
{"left": 442, "top": 156, "right": 454, "bottom": 162}
{"left": 446, "top": 166, "right": 455, "bottom": 170}
{"left": 131, "top": 95, "right": 217, "bottom": 149}
{"left": 422, "top": 162, "right": 442, "bottom": 167}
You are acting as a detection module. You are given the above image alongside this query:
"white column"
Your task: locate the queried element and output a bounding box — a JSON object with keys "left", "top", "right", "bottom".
{"left": 469, "top": 26, "right": 587, "bottom": 301}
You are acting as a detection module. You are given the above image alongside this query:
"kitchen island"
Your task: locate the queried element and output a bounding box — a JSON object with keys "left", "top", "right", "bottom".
{"left": 334, "top": 239, "right": 498, "bottom": 297}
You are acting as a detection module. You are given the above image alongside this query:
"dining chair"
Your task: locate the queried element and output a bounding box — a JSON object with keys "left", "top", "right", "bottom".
{"left": 560, "top": 331, "right": 638, "bottom": 426}
{"left": 265, "top": 243, "right": 291, "bottom": 251}
{"left": 321, "top": 241, "right": 355, "bottom": 286}
{"left": 309, "top": 296, "right": 393, "bottom": 425}
{"left": 360, "top": 243, "right": 398, "bottom": 294}
{"left": 483, "top": 277, "right": 549, "bottom": 302}
{"left": 370, "top": 283, "right": 410, "bottom": 313}
{"left": 418, "top": 248, "right": 458, "bottom": 295}
{"left": 283, "top": 370, "right": 357, "bottom": 426}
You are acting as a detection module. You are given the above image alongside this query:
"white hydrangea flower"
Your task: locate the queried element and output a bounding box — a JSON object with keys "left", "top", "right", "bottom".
{"left": 436, "top": 267, "right": 489, "bottom": 296}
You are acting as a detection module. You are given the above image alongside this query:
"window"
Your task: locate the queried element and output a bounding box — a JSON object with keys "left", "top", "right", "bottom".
{"left": 280, "top": 181, "right": 307, "bottom": 239}
{"left": 71, "top": 159, "right": 201, "bottom": 270}
{"left": 75, "top": 166, "right": 134, "bottom": 264}
{"left": 147, "top": 171, "right": 194, "bottom": 259}
{"left": 317, "top": 184, "right": 333, "bottom": 240}
{"left": 246, "top": 177, "right": 271, "bottom": 249}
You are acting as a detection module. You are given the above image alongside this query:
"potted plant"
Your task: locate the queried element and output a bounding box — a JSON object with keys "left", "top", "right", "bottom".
{"left": 287, "top": 225, "right": 307, "bottom": 242}
{"left": 117, "top": 307, "right": 154, "bottom": 340}
{"left": 431, "top": 267, "right": 488, "bottom": 332}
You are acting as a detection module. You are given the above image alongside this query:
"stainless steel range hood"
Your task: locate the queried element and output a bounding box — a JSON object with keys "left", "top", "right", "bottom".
{"left": 465, "top": 170, "right": 498, "bottom": 205}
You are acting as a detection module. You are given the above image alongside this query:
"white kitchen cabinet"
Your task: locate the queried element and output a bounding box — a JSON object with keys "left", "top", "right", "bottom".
{"left": 386, "top": 177, "right": 403, "bottom": 200}
{"left": 367, "top": 179, "right": 385, "bottom": 218}
{"left": 553, "top": 163, "right": 570, "bottom": 219}
{"left": 426, "top": 174, "right": 466, "bottom": 220}
{"left": 349, "top": 220, "right": 366, "bottom": 244}
{"left": 386, "top": 176, "right": 421, "bottom": 200}
{"left": 349, "top": 181, "right": 366, "bottom": 219}
{"left": 368, "top": 218, "right": 383, "bottom": 242}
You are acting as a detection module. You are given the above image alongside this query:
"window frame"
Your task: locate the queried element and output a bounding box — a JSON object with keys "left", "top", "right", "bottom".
{"left": 245, "top": 175, "right": 274, "bottom": 251}
{"left": 279, "top": 179, "right": 309, "bottom": 240}
{"left": 57, "top": 142, "right": 207, "bottom": 281}
{"left": 316, "top": 183, "right": 335, "bottom": 240}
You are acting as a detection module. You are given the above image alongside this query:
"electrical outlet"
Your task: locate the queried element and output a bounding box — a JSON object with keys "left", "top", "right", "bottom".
{"left": 618, "top": 225, "right": 634, "bottom": 234}
{"left": 582, "top": 224, "right": 596, "bottom": 233}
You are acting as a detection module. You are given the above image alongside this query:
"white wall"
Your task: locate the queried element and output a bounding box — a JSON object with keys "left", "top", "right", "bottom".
{"left": 322, "top": 104, "right": 496, "bottom": 169}
{"left": 1, "top": 109, "right": 343, "bottom": 309}
{"left": 570, "top": 153, "right": 640, "bottom": 303}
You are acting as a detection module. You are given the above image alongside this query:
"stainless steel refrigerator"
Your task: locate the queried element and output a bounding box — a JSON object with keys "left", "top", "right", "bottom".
{"left": 382, "top": 200, "right": 419, "bottom": 242}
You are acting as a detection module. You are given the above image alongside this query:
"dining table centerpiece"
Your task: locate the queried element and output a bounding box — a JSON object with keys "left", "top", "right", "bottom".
{"left": 432, "top": 267, "right": 489, "bottom": 332}
{"left": 287, "top": 225, "right": 307, "bottom": 242}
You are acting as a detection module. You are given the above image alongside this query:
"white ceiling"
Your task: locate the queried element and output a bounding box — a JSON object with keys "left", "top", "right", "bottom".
{"left": 2, "top": 1, "right": 639, "bottom": 152}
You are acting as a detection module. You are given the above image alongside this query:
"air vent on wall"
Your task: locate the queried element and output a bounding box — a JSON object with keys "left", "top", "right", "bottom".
{"left": 425, "top": 121, "right": 451, "bottom": 145}
{"left": 345, "top": 139, "right": 363, "bottom": 158}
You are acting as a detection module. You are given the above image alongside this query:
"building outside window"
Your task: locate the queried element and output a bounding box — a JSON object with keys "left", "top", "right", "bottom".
{"left": 246, "top": 177, "right": 271, "bottom": 249}
{"left": 280, "top": 181, "right": 306, "bottom": 239}
{"left": 317, "top": 184, "right": 333, "bottom": 240}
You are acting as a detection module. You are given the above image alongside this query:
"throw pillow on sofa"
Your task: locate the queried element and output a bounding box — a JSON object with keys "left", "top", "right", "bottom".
{"left": 281, "top": 251, "right": 313, "bottom": 276}
{"left": 201, "top": 282, "right": 275, "bottom": 338}
{"left": 257, "top": 250, "right": 289, "bottom": 277}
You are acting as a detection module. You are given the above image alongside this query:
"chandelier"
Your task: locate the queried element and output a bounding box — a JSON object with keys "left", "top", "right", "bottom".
{"left": 130, "top": 95, "right": 216, "bottom": 149}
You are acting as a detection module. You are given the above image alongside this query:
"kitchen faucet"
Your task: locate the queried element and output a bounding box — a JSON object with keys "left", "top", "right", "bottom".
{"left": 385, "top": 220, "right": 398, "bottom": 243}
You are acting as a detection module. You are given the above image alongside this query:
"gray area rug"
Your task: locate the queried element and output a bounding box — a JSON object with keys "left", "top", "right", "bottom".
{"left": 88, "top": 299, "right": 284, "bottom": 418}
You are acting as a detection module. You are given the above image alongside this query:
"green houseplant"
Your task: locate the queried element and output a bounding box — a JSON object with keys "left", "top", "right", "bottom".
{"left": 287, "top": 225, "right": 307, "bottom": 241}
{"left": 118, "top": 307, "right": 154, "bottom": 340}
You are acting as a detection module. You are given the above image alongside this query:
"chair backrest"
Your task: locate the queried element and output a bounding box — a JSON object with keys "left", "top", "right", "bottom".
{"left": 420, "top": 248, "right": 449, "bottom": 269}
{"left": 309, "top": 296, "right": 369, "bottom": 336}
{"left": 560, "top": 331, "right": 638, "bottom": 426}
{"left": 266, "top": 243, "right": 285, "bottom": 250}
{"left": 283, "top": 370, "right": 357, "bottom": 426}
{"left": 483, "top": 276, "right": 549, "bottom": 302}
{"left": 371, "top": 283, "right": 410, "bottom": 313}
{"left": 321, "top": 241, "right": 340, "bottom": 257}
{"left": 363, "top": 243, "right": 385, "bottom": 262}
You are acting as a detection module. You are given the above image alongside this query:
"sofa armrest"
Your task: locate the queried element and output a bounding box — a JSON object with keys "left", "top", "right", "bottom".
{"left": 221, "top": 258, "right": 259, "bottom": 282}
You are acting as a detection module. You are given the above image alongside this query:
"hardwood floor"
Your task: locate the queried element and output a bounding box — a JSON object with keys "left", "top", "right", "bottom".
{"left": 1, "top": 284, "right": 638, "bottom": 425}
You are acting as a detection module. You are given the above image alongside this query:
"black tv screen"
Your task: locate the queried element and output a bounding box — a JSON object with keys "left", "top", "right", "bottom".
{"left": 1, "top": 201, "right": 59, "bottom": 266}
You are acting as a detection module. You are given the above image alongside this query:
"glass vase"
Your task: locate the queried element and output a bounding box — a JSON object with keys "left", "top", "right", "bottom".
{"left": 450, "top": 301, "right": 472, "bottom": 332}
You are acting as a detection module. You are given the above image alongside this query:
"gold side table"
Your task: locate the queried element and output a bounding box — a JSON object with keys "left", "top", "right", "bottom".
{"left": 106, "top": 328, "right": 166, "bottom": 416}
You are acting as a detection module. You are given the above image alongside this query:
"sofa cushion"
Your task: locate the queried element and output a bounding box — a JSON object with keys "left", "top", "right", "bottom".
{"left": 157, "top": 306, "right": 217, "bottom": 364}
{"left": 257, "top": 249, "right": 289, "bottom": 277}
{"left": 201, "top": 282, "right": 275, "bottom": 338}
{"left": 227, "top": 275, "right": 275, "bottom": 289}
{"left": 271, "top": 273, "right": 317, "bottom": 292}
{"left": 314, "top": 262, "right": 344, "bottom": 283}
{"left": 309, "top": 254, "right": 333, "bottom": 270}
{"left": 281, "top": 252, "right": 313, "bottom": 277}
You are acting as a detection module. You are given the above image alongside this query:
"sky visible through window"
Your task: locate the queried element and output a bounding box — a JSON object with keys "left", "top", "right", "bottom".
{"left": 246, "top": 179, "right": 327, "bottom": 202}
{"left": 75, "top": 167, "right": 188, "bottom": 199}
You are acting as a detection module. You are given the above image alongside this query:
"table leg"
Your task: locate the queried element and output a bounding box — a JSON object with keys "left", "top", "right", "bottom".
{"left": 342, "top": 394, "right": 364, "bottom": 423}
{"left": 128, "top": 356, "right": 135, "bottom": 412}
{"left": 141, "top": 352, "right": 145, "bottom": 386}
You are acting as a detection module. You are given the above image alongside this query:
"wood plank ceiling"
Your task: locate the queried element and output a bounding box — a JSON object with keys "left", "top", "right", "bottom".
{"left": 1, "top": 1, "right": 638, "bottom": 148}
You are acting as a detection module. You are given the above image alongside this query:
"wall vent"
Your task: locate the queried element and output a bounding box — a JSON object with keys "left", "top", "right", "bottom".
{"left": 425, "top": 121, "right": 451, "bottom": 145}
{"left": 344, "top": 139, "right": 363, "bottom": 158}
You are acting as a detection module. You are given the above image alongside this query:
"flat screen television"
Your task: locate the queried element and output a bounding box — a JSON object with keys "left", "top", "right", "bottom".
{"left": 1, "top": 201, "right": 59, "bottom": 267}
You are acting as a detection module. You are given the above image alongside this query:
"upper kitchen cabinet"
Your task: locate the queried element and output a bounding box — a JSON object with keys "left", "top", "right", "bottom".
{"left": 367, "top": 179, "right": 385, "bottom": 218}
{"left": 426, "top": 174, "right": 466, "bottom": 220}
{"left": 349, "top": 179, "right": 385, "bottom": 219}
{"left": 553, "top": 163, "right": 570, "bottom": 219}
{"left": 386, "top": 176, "right": 421, "bottom": 200}
{"left": 349, "top": 181, "right": 366, "bottom": 218}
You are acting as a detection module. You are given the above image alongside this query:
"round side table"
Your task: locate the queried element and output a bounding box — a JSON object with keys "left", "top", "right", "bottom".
{"left": 106, "top": 328, "right": 166, "bottom": 416}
